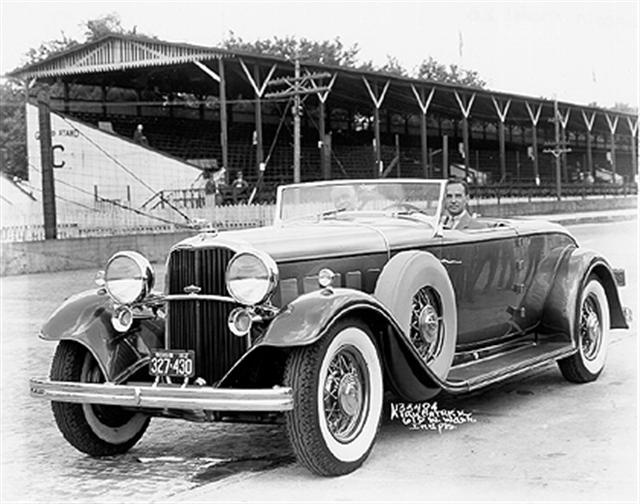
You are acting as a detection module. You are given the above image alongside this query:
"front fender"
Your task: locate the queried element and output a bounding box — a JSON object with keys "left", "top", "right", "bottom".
{"left": 540, "top": 248, "right": 628, "bottom": 341}
{"left": 40, "top": 290, "right": 164, "bottom": 383}
{"left": 219, "top": 288, "right": 445, "bottom": 397}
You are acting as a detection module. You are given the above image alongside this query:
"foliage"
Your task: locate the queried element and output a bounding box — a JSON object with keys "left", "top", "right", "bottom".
{"left": 610, "top": 102, "right": 638, "bottom": 115}
{"left": 359, "top": 56, "right": 408, "bottom": 77}
{"left": 0, "top": 81, "right": 27, "bottom": 179}
{"left": 221, "top": 31, "right": 360, "bottom": 67}
{"left": 22, "top": 13, "right": 147, "bottom": 66}
{"left": 416, "top": 57, "right": 486, "bottom": 89}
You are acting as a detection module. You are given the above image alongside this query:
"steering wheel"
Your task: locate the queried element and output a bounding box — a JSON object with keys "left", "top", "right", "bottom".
{"left": 383, "top": 202, "right": 424, "bottom": 213}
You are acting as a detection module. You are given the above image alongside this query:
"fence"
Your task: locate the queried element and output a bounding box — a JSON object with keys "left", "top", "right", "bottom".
{"left": 1, "top": 202, "right": 276, "bottom": 243}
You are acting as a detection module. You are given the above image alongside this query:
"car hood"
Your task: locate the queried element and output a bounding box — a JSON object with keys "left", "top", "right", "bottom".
{"left": 174, "top": 218, "right": 437, "bottom": 262}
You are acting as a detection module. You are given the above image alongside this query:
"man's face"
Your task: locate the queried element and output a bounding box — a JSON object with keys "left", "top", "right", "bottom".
{"left": 445, "top": 183, "right": 468, "bottom": 217}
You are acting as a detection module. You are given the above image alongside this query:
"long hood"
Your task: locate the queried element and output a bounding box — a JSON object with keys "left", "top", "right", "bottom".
{"left": 174, "top": 219, "right": 436, "bottom": 262}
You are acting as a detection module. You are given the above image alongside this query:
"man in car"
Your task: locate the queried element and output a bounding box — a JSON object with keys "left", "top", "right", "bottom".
{"left": 441, "top": 179, "right": 483, "bottom": 230}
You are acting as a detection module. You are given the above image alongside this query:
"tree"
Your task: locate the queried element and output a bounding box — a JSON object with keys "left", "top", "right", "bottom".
{"left": 221, "top": 32, "right": 361, "bottom": 67}
{"left": 22, "top": 13, "right": 145, "bottom": 66}
{"left": 0, "top": 81, "right": 27, "bottom": 179}
{"left": 1, "top": 14, "right": 146, "bottom": 179}
{"left": 416, "top": 56, "right": 486, "bottom": 88}
{"left": 359, "top": 56, "right": 408, "bottom": 77}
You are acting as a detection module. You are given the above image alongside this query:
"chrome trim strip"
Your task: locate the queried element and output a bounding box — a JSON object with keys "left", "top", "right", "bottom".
{"left": 163, "top": 293, "right": 235, "bottom": 303}
{"left": 29, "top": 378, "right": 293, "bottom": 412}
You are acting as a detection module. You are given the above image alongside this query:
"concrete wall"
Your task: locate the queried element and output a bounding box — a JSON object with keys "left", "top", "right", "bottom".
{"left": 1, "top": 196, "right": 636, "bottom": 276}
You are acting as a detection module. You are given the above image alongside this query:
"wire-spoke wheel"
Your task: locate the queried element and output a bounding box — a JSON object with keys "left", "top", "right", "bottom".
{"left": 558, "top": 277, "right": 610, "bottom": 383}
{"left": 410, "top": 286, "right": 445, "bottom": 364}
{"left": 285, "top": 318, "right": 383, "bottom": 476}
{"left": 50, "top": 341, "right": 150, "bottom": 456}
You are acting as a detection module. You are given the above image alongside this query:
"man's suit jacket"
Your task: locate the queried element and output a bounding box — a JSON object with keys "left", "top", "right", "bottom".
{"left": 442, "top": 211, "right": 485, "bottom": 230}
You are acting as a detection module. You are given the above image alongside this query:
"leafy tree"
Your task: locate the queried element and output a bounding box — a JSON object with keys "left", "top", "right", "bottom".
{"left": 221, "top": 32, "right": 360, "bottom": 67}
{"left": 1, "top": 14, "right": 146, "bottom": 178}
{"left": 416, "top": 56, "right": 486, "bottom": 88}
{"left": 0, "top": 81, "right": 27, "bottom": 179}
{"left": 610, "top": 102, "right": 638, "bottom": 115}
{"left": 359, "top": 56, "right": 408, "bottom": 77}
{"left": 22, "top": 13, "right": 145, "bottom": 66}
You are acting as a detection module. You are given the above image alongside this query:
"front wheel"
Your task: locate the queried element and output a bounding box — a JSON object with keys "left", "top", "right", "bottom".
{"left": 558, "top": 277, "right": 610, "bottom": 383}
{"left": 284, "top": 318, "right": 383, "bottom": 476}
{"left": 50, "top": 341, "right": 150, "bottom": 456}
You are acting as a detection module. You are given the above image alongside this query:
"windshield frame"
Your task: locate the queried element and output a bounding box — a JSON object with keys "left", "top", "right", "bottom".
{"left": 274, "top": 178, "right": 447, "bottom": 227}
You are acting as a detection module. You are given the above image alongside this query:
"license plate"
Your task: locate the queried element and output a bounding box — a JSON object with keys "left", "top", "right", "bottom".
{"left": 149, "top": 350, "right": 195, "bottom": 378}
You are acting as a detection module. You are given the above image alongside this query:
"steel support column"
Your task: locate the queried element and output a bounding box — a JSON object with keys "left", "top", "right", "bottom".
{"left": 411, "top": 86, "right": 435, "bottom": 178}
{"left": 363, "top": 78, "right": 390, "bottom": 178}
{"left": 627, "top": 117, "right": 638, "bottom": 179}
{"left": 492, "top": 97, "right": 511, "bottom": 183}
{"left": 454, "top": 90, "right": 478, "bottom": 180}
{"left": 581, "top": 110, "right": 596, "bottom": 180}
{"left": 605, "top": 114, "right": 619, "bottom": 180}
{"left": 525, "top": 101, "right": 542, "bottom": 184}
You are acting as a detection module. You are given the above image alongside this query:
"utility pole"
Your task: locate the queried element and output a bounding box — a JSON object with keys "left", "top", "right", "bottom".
{"left": 265, "top": 55, "right": 332, "bottom": 184}
{"left": 543, "top": 99, "right": 572, "bottom": 200}
{"left": 293, "top": 56, "right": 301, "bottom": 183}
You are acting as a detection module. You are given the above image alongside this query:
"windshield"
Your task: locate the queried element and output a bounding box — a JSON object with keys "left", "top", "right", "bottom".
{"left": 276, "top": 179, "right": 446, "bottom": 224}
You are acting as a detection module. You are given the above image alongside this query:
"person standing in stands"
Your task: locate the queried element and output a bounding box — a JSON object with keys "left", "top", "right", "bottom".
{"left": 133, "top": 124, "right": 149, "bottom": 147}
{"left": 231, "top": 171, "right": 249, "bottom": 203}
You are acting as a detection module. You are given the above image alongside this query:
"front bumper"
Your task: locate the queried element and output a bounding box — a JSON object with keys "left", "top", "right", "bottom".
{"left": 29, "top": 378, "right": 293, "bottom": 412}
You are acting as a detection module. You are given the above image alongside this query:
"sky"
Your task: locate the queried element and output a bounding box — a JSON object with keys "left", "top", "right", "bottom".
{"left": 0, "top": 0, "right": 638, "bottom": 109}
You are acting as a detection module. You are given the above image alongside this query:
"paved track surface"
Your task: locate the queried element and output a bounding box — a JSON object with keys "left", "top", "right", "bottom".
{"left": 1, "top": 219, "right": 637, "bottom": 503}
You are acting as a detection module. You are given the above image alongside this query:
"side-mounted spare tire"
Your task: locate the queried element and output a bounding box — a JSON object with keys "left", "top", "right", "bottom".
{"left": 374, "top": 250, "right": 457, "bottom": 399}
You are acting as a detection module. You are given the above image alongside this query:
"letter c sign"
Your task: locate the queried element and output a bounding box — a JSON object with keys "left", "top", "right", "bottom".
{"left": 52, "top": 144, "right": 65, "bottom": 168}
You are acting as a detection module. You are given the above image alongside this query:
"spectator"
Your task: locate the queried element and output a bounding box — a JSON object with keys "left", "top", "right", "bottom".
{"left": 133, "top": 124, "right": 149, "bottom": 147}
{"left": 231, "top": 171, "right": 249, "bottom": 203}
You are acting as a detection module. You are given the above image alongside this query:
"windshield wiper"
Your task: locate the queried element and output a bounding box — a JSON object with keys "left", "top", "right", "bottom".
{"left": 318, "top": 207, "right": 350, "bottom": 220}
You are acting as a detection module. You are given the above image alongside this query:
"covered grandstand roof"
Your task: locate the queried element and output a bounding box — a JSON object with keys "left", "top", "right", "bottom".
{"left": 7, "top": 34, "right": 637, "bottom": 137}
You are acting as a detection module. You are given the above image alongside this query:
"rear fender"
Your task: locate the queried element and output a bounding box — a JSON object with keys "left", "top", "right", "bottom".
{"left": 40, "top": 290, "right": 164, "bottom": 383}
{"left": 540, "top": 248, "right": 628, "bottom": 341}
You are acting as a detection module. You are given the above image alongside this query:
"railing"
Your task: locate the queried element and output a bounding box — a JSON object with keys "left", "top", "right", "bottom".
{"left": 1, "top": 203, "right": 276, "bottom": 243}
{"left": 470, "top": 182, "right": 638, "bottom": 202}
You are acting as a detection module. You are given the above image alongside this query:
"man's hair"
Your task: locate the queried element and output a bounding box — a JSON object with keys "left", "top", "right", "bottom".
{"left": 446, "top": 178, "right": 469, "bottom": 196}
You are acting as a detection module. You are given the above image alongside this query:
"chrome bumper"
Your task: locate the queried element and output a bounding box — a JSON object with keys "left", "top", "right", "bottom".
{"left": 29, "top": 378, "right": 294, "bottom": 412}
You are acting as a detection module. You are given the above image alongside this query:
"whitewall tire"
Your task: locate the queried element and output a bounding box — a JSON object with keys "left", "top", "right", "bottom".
{"left": 285, "top": 318, "right": 383, "bottom": 476}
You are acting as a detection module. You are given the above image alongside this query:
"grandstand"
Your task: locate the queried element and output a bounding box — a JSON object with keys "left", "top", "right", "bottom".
{"left": 6, "top": 33, "right": 638, "bottom": 209}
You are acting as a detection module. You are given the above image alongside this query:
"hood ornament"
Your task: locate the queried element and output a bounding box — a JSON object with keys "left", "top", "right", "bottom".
{"left": 184, "top": 284, "right": 202, "bottom": 295}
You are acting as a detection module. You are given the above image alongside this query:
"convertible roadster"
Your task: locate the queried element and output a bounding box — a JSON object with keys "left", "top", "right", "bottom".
{"left": 30, "top": 179, "right": 630, "bottom": 476}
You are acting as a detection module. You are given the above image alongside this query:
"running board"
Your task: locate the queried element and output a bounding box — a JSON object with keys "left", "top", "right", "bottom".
{"left": 443, "top": 341, "right": 575, "bottom": 394}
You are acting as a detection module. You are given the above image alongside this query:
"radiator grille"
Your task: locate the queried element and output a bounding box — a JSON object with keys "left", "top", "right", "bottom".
{"left": 167, "top": 247, "right": 246, "bottom": 385}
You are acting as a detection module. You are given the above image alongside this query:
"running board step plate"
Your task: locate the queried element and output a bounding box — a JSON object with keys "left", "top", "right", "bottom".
{"left": 446, "top": 341, "right": 575, "bottom": 392}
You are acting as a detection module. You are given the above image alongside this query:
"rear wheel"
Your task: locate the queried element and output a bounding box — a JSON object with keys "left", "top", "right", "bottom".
{"left": 50, "top": 341, "right": 150, "bottom": 456}
{"left": 284, "top": 318, "right": 383, "bottom": 476}
{"left": 558, "top": 277, "right": 610, "bottom": 383}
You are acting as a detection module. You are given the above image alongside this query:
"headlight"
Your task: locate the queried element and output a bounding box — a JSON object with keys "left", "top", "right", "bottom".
{"left": 226, "top": 251, "right": 278, "bottom": 305}
{"left": 104, "top": 251, "right": 155, "bottom": 305}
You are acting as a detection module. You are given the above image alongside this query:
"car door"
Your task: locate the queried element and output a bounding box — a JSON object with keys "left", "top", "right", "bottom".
{"left": 439, "top": 227, "right": 526, "bottom": 348}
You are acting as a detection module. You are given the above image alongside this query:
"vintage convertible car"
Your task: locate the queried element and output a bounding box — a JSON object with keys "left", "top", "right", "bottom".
{"left": 30, "top": 179, "right": 630, "bottom": 476}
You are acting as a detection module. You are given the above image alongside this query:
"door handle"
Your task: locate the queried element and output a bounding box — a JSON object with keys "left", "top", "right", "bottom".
{"left": 440, "top": 258, "right": 462, "bottom": 265}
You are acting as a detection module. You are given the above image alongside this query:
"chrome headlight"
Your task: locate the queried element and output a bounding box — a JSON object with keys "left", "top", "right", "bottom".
{"left": 226, "top": 251, "right": 278, "bottom": 306}
{"left": 104, "top": 251, "right": 155, "bottom": 305}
